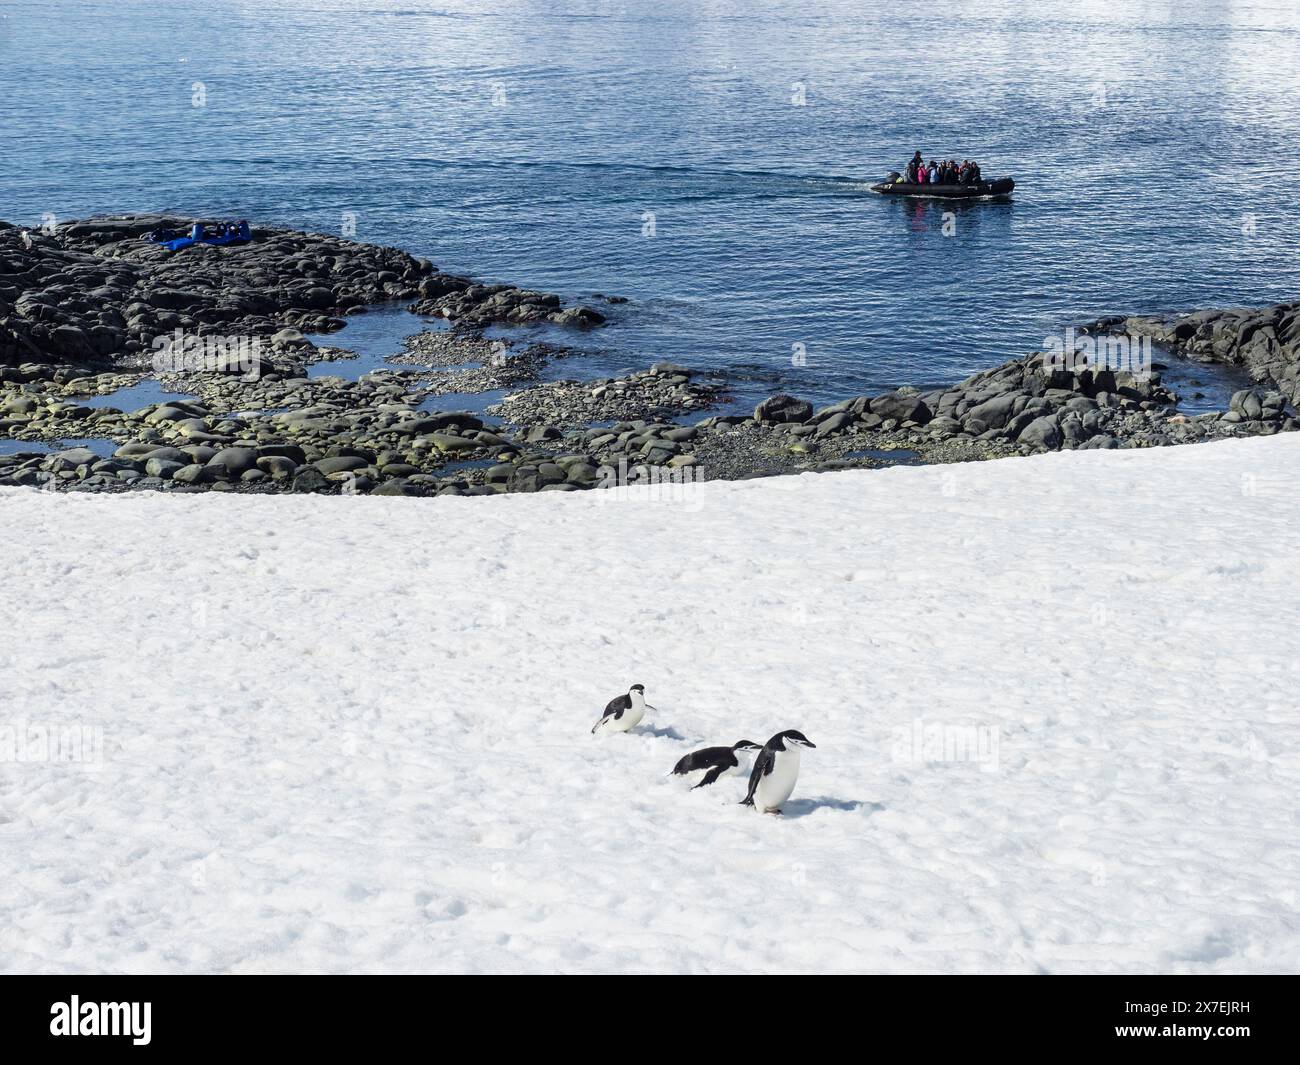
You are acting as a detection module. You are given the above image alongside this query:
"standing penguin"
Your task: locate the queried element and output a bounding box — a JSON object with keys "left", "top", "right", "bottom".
{"left": 591, "top": 683, "right": 655, "bottom": 735}
{"left": 670, "top": 740, "right": 763, "bottom": 790}
{"left": 742, "top": 730, "right": 817, "bottom": 814}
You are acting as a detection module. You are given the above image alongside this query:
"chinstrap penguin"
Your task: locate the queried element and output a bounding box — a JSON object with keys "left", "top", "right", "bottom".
{"left": 591, "top": 683, "right": 655, "bottom": 735}
{"left": 671, "top": 740, "right": 763, "bottom": 789}
{"left": 742, "top": 730, "right": 816, "bottom": 814}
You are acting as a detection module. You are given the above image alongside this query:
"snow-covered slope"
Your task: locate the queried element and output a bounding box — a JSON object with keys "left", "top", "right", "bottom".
{"left": 2, "top": 436, "right": 1298, "bottom": 974}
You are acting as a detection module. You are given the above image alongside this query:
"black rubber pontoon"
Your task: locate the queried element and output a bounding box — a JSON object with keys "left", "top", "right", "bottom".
{"left": 870, "top": 176, "right": 1015, "bottom": 199}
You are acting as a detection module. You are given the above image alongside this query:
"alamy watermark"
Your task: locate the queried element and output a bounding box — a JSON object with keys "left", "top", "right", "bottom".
{"left": 151, "top": 328, "right": 263, "bottom": 380}
{"left": 1, "top": 721, "right": 103, "bottom": 768}
{"left": 1042, "top": 326, "right": 1152, "bottom": 379}
{"left": 891, "top": 719, "right": 999, "bottom": 772}
{"left": 595, "top": 456, "right": 707, "bottom": 509}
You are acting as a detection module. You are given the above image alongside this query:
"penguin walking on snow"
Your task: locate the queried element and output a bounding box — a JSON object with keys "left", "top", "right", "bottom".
{"left": 671, "top": 740, "right": 763, "bottom": 790}
{"left": 591, "top": 683, "right": 655, "bottom": 735}
{"left": 742, "top": 730, "right": 817, "bottom": 814}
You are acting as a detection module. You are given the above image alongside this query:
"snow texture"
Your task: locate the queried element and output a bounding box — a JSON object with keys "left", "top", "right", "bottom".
{"left": 2, "top": 435, "right": 1298, "bottom": 973}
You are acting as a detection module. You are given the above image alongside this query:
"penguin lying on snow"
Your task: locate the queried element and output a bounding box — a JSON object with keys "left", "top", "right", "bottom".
{"left": 591, "top": 683, "right": 655, "bottom": 735}
{"left": 742, "top": 730, "right": 816, "bottom": 814}
{"left": 671, "top": 740, "right": 763, "bottom": 789}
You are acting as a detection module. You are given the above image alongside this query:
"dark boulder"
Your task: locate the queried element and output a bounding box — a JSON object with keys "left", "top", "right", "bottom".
{"left": 869, "top": 391, "right": 932, "bottom": 425}
{"left": 754, "top": 394, "right": 813, "bottom": 424}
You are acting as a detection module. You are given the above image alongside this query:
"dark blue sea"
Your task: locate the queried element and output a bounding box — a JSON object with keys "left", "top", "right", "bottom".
{"left": 4, "top": 0, "right": 1299, "bottom": 408}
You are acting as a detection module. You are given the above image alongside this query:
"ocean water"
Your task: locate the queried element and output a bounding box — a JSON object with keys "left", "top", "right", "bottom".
{"left": 3, "top": 0, "right": 1300, "bottom": 408}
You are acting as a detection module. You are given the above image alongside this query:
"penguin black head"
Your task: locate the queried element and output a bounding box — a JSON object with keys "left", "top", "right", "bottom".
{"left": 629, "top": 684, "right": 645, "bottom": 693}
{"left": 732, "top": 740, "right": 763, "bottom": 752}
{"left": 772, "top": 729, "right": 816, "bottom": 750}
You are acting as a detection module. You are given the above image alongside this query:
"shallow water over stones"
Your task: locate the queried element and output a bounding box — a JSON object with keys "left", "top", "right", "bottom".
{"left": 1156, "top": 350, "right": 1259, "bottom": 417}
{"left": 305, "top": 305, "right": 442, "bottom": 381}
{"left": 77, "top": 379, "right": 195, "bottom": 412}
{"left": 0, "top": 437, "right": 118, "bottom": 458}
{"left": 416, "top": 389, "right": 509, "bottom": 417}
{"left": 434, "top": 457, "right": 499, "bottom": 476}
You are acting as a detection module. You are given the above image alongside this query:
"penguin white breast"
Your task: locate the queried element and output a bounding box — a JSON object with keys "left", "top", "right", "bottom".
{"left": 755, "top": 748, "right": 801, "bottom": 811}
{"left": 675, "top": 765, "right": 712, "bottom": 787}
{"left": 620, "top": 692, "right": 647, "bottom": 729}
{"left": 616, "top": 702, "right": 645, "bottom": 730}
{"left": 597, "top": 701, "right": 644, "bottom": 734}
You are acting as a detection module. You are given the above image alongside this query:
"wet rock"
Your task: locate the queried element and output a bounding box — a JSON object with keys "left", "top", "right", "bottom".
{"left": 291, "top": 466, "right": 331, "bottom": 493}
{"left": 144, "top": 457, "right": 185, "bottom": 479}
{"left": 422, "top": 432, "right": 480, "bottom": 454}
{"left": 408, "top": 278, "right": 604, "bottom": 330}
{"left": 754, "top": 394, "right": 813, "bottom": 424}
{"left": 139, "top": 445, "right": 189, "bottom": 464}
{"left": 314, "top": 455, "right": 369, "bottom": 475}
{"left": 1018, "top": 414, "right": 1063, "bottom": 449}
{"left": 206, "top": 447, "right": 259, "bottom": 477}
{"left": 814, "top": 411, "right": 854, "bottom": 438}
{"left": 172, "top": 463, "right": 207, "bottom": 484}
{"left": 507, "top": 464, "right": 542, "bottom": 493}
{"left": 272, "top": 327, "right": 311, "bottom": 350}
{"left": 963, "top": 393, "right": 1020, "bottom": 429}
{"left": 256, "top": 455, "right": 298, "bottom": 479}
{"left": 372, "top": 478, "right": 417, "bottom": 496}
{"left": 51, "top": 446, "right": 100, "bottom": 468}
{"left": 927, "top": 415, "right": 962, "bottom": 437}
{"left": 869, "top": 391, "right": 932, "bottom": 425}
{"left": 257, "top": 443, "right": 307, "bottom": 464}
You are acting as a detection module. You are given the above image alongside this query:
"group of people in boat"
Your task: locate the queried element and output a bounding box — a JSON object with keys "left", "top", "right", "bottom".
{"left": 903, "top": 151, "right": 982, "bottom": 186}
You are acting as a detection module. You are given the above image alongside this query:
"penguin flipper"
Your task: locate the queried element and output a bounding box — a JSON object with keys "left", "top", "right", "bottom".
{"left": 603, "top": 693, "right": 631, "bottom": 717}
{"left": 593, "top": 695, "right": 629, "bottom": 733}
{"left": 741, "top": 750, "right": 771, "bottom": 805}
{"left": 692, "top": 765, "right": 727, "bottom": 790}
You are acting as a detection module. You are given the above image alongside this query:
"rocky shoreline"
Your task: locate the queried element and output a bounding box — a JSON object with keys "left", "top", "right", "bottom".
{"left": 2, "top": 215, "right": 1296, "bottom": 496}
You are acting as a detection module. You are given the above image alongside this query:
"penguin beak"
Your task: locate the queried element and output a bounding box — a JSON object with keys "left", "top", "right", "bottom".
{"left": 799, "top": 739, "right": 817, "bottom": 749}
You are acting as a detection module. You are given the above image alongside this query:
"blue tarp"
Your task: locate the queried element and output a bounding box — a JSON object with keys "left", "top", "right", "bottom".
{"left": 146, "top": 220, "right": 251, "bottom": 252}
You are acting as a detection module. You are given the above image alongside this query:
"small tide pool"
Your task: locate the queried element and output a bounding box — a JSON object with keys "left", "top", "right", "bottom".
{"left": 307, "top": 305, "right": 443, "bottom": 381}
{"left": 416, "top": 389, "right": 509, "bottom": 417}
{"left": 435, "top": 457, "right": 499, "bottom": 477}
{"left": 1157, "top": 350, "right": 1257, "bottom": 416}
{"left": 76, "top": 380, "right": 194, "bottom": 412}
{"left": 0, "top": 437, "right": 118, "bottom": 458}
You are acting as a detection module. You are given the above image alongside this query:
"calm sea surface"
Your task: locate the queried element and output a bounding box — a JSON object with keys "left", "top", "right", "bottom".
{"left": 3, "top": 0, "right": 1300, "bottom": 407}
